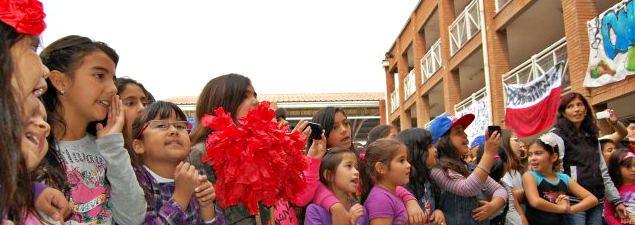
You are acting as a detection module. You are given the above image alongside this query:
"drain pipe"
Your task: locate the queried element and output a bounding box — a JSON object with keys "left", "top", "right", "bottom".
{"left": 478, "top": 0, "right": 495, "bottom": 125}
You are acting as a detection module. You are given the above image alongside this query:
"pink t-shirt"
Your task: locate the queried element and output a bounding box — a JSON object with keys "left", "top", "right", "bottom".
{"left": 363, "top": 185, "right": 408, "bottom": 225}
{"left": 605, "top": 183, "right": 635, "bottom": 225}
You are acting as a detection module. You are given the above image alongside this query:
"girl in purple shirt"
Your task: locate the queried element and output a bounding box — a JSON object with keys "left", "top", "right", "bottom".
{"left": 360, "top": 139, "right": 411, "bottom": 225}
{"left": 305, "top": 147, "right": 368, "bottom": 225}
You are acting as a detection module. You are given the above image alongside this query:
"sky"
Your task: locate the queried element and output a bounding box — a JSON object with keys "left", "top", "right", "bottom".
{"left": 39, "top": 0, "right": 419, "bottom": 100}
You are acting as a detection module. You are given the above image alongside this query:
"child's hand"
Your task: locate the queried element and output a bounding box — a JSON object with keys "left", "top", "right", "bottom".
{"left": 292, "top": 120, "right": 311, "bottom": 136}
{"left": 405, "top": 199, "right": 425, "bottom": 225}
{"left": 484, "top": 129, "right": 501, "bottom": 155}
{"left": 616, "top": 203, "right": 630, "bottom": 222}
{"left": 194, "top": 175, "right": 216, "bottom": 207}
{"left": 349, "top": 203, "right": 364, "bottom": 225}
{"left": 555, "top": 194, "right": 570, "bottom": 213}
{"left": 306, "top": 131, "right": 326, "bottom": 159}
{"left": 429, "top": 209, "right": 445, "bottom": 225}
{"left": 96, "top": 95, "right": 124, "bottom": 138}
{"left": 35, "top": 187, "right": 70, "bottom": 223}
{"left": 172, "top": 162, "right": 199, "bottom": 209}
{"left": 472, "top": 200, "right": 499, "bottom": 221}
{"left": 330, "top": 203, "right": 351, "bottom": 225}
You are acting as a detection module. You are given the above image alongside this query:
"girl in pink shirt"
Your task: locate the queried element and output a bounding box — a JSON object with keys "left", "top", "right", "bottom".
{"left": 606, "top": 149, "right": 635, "bottom": 225}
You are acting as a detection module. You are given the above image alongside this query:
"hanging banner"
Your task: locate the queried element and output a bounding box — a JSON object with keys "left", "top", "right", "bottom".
{"left": 584, "top": 0, "right": 635, "bottom": 87}
{"left": 505, "top": 62, "right": 565, "bottom": 137}
{"left": 456, "top": 99, "right": 488, "bottom": 143}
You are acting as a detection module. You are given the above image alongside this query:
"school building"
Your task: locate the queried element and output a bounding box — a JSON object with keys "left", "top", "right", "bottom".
{"left": 383, "top": 0, "right": 635, "bottom": 135}
{"left": 164, "top": 92, "right": 386, "bottom": 144}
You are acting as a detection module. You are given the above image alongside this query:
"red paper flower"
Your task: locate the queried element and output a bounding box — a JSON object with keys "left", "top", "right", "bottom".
{"left": 0, "top": 0, "right": 46, "bottom": 35}
{"left": 202, "top": 101, "right": 309, "bottom": 215}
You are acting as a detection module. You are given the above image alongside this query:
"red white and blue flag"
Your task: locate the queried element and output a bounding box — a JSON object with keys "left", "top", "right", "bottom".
{"left": 504, "top": 62, "right": 565, "bottom": 137}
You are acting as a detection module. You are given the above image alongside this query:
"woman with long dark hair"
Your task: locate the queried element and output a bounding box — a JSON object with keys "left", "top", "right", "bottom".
{"left": 549, "top": 92, "right": 629, "bottom": 224}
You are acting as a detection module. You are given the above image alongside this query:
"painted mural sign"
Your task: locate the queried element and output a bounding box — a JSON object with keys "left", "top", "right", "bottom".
{"left": 456, "top": 99, "right": 488, "bottom": 143}
{"left": 585, "top": 0, "right": 635, "bottom": 87}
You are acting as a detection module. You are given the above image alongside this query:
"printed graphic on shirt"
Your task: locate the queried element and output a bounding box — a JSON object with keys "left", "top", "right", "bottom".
{"left": 623, "top": 191, "right": 635, "bottom": 224}
{"left": 59, "top": 147, "right": 112, "bottom": 223}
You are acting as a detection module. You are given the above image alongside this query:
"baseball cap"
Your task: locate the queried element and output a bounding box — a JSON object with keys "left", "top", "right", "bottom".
{"left": 429, "top": 113, "right": 475, "bottom": 143}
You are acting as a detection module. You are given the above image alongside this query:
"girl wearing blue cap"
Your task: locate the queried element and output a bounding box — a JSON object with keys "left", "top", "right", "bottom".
{"left": 428, "top": 114, "right": 506, "bottom": 225}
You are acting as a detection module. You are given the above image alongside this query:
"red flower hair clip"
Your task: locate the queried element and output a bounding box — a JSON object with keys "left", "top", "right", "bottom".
{"left": 0, "top": 0, "right": 46, "bottom": 35}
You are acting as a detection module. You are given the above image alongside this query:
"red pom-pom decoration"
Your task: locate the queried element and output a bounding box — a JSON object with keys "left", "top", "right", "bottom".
{"left": 0, "top": 0, "right": 46, "bottom": 35}
{"left": 202, "top": 101, "right": 309, "bottom": 215}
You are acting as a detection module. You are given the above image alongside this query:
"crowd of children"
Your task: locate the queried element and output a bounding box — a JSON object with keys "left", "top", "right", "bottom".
{"left": 3, "top": 0, "right": 635, "bottom": 224}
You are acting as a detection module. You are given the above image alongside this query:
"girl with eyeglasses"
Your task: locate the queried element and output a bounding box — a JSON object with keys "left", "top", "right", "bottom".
{"left": 130, "top": 101, "right": 224, "bottom": 224}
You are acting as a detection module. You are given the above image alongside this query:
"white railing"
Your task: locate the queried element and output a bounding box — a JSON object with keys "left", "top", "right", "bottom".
{"left": 390, "top": 90, "right": 399, "bottom": 112}
{"left": 404, "top": 69, "right": 416, "bottom": 99}
{"left": 495, "top": 0, "right": 512, "bottom": 12}
{"left": 449, "top": 0, "right": 481, "bottom": 55}
{"left": 454, "top": 87, "right": 487, "bottom": 113}
{"left": 503, "top": 37, "right": 570, "bottom": 91}
{"left": 420, "top": 39, "right": 442, "bottom": 83}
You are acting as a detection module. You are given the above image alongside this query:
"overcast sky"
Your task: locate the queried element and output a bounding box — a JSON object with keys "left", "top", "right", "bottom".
{"left": 40, "top": 0, "right": 419, "bottom": 100}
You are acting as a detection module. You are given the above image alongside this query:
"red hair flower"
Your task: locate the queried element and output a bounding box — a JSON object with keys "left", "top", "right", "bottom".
{"left": 202, "top": 101, "right": 309, "bottom": 215}
{"left": 0, "top": 0, "right": 46, "bottom": 35}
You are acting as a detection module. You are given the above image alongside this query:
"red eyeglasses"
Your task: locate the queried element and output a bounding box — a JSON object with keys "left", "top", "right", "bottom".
{"left": 135, "top": 120, "right": 192, "bottom": 139}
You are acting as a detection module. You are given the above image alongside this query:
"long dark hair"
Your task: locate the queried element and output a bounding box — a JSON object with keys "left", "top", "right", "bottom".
{"left": 500, "top": 129, "right": 524, "bottom": 174}
{"left": 608, "top": 148, "right": 634, "bottom": 188}
{"left": 190, "top": 73, "right": 252, "bottom": 144}
{"left": 116, "top": 77, "right": 155, "bottom": 104}
{"left": 360, "top": 138, "right": 406, "bottom": 203}
{"left": 0, "top": 21, "right": 35, "bottom": 223}
{"left": 116, "top": 77, "right": 155, "bottom": 151}
{"left": 310, "top": 107, "right": 354, "bottom": 151}
{"left": 435, "top": 132, "right": 471, "bottom": 177}
{"left": 397, "top": 128, "right": 435, "bottom": 200}
{"left": 555, "top": 92, "right": 599, "bottom": 145}
{"left": 319, "top": 147, "right": 358, "bottom": 190}
{"left": 130, "top": 101, "right": 189, "bottom": 204}
{"left": 39, "top": 35, "right": 119, "bottom": 194}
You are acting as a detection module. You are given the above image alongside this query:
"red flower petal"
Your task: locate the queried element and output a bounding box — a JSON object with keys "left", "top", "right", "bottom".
{"left": 202, "top": 101, "right": 309, "bottom": 215}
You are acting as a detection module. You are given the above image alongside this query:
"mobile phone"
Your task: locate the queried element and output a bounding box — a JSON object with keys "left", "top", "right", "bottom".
{"left": 307, "top": 122, "right": 323, "bottom": 140}
{"left": 488, "top": 125, "right": 501, "bottom": 136}
{"left": 596, "top": 111, "right": 610, "bottom": 120}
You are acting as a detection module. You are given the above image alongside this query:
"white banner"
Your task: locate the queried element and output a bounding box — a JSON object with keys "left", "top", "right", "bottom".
{"left": 585, "top": 0, "right": 635, "bottom": 87}
{"left": 457, "top": 99, "right": 488, "bottom": 143}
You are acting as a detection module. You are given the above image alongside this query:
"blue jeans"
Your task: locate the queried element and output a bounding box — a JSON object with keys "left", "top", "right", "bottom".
{"left": 565, "top": 198, "right": 604, "bottom": 225}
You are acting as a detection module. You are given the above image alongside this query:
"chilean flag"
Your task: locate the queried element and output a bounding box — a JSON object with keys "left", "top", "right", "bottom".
{"left": 505, "top": 62, "right": 565, "bottom": 137}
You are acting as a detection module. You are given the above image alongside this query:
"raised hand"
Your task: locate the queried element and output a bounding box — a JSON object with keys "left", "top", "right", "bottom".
{"left": 306, "top": 131, "right": 326, "bottom": 159}
{"left": 172, "top": 162, "right": 199, "bottom": 209}
{"left": 195, "top": 175, "right": 216, "bottom": 207}
{"left": 484, "top": 129, "right": 501, "bottom": 155}
{"left": 96, "top": 94, "right": 124, "bottom": 138}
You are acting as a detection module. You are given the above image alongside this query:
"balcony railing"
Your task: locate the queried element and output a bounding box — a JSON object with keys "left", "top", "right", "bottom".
{"left": 503, "top": 37, "right": 570, "bottom": 91}
{"left": 449, "top": 0, "right": 481, "bottom": 55}
{"left": 420, "top": 39, "right": 442, "bottom": 83}
{"left": 454, "top": 87, "right": 487, "bottom": 113}
{"left": 404, "top": 69, "right": 416, "bottom": 99}
{"left": 390, "top": 90, "right": 399, "bottom": 113}
{"left": 495, "top": 0, "right": 512, "bottom": 12}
